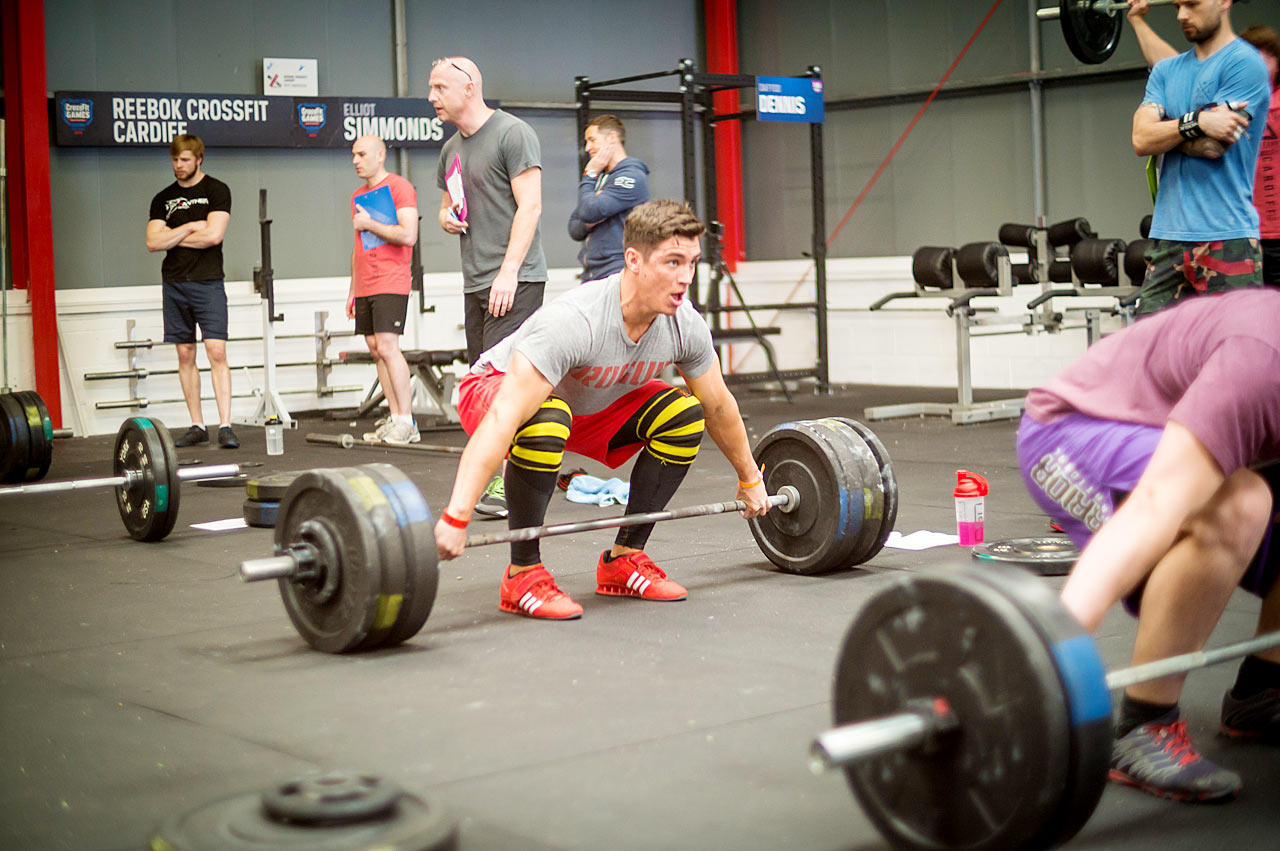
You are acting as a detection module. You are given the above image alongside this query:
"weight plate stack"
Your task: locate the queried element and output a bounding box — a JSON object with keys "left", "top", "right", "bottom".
{"left": 246, "top": 470, "right": 304, "bottom": 502}
{"left": 0, "top": 392, "right": 36, "bottom": 483}
{"left": 114, "top": 417, "right": 181, "bottom": 542}
{"left": 833, "top": 418, "right": 898, "bottom": 561}
{"left": 359, "top": 463, "right": 440, "bottom": 649}
{"left": 243, "top": 498, "right": 281, "bottom": 529}
{"left": 273, "top": 469, "right": 387, "bottom": 653}
{"left": 748, "top": 421, "right": 864, "bottom": 574}
{"left": 16, "top": 391, "right": 54, "bottom": 481}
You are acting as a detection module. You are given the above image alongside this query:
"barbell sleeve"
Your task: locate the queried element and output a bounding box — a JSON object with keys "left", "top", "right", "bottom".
{"left": 1036, "top": 0, "right": 1163, "bottom": 20}
{"left": 240, "top": 554, "right": 302, "bottom": 583}
{"left": 464, "top": 485, "right": 800, "bottom": 548}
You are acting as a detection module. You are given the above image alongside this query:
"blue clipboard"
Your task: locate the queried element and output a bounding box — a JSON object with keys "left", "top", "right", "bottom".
{"left": 354, "top": 184, "right": 397, "bottom": 250}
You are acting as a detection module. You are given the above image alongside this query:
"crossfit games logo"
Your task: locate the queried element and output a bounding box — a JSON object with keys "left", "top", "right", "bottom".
{"left": 297, "top": 103, "right": 326, "bottom": 137}
{"left": 59, "top": 98, "right": 94, "bottom": 134}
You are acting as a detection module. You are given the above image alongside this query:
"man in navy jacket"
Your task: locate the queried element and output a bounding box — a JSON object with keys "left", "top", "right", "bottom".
{"left": 568, "top": 114, "right": 650, "bottom": 281}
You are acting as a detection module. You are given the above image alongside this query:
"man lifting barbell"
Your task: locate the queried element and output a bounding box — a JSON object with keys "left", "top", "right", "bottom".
{"left": 1017, "top": 287, "right": 1280, "bottom": 802}
{"left": 433, "top": 200, "right": 771, "bottom": 620}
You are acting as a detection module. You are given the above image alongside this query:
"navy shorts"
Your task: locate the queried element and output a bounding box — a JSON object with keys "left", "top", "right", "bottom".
{"left": 353, "top": 293, "right": 409, "bottom": 336}
{"left": 162, "top": 279, "right": 228, "bottom": 343}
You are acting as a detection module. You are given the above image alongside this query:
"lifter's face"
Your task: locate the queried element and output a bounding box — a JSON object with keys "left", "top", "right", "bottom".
{"left": 627, "top": 235, "right": 701, "bottom": 315}
{"left": 1176, "top": 0, "right": 1225, "bottom": 44}
{"left": 171, "top": 151, "right": 201, "bottom": 182}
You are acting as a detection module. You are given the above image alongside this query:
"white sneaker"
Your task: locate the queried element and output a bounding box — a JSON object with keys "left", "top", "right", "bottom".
{"left": 362, "top": 420, "right": 391, "bottom": 442}
{"left": 382, "top": 419, "right": 421, "bottom": 445}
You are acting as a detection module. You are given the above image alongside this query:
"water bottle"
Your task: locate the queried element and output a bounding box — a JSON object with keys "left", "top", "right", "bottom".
{"left": 954, "top": 470, "right": 988, "bottom": 546}
{"left": 265, "top": 417, "right": 284, "bottom": 456}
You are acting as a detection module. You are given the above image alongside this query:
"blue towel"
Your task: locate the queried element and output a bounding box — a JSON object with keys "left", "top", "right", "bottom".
{"left": 565, "top": 474, "right": 630, "bottom": 507}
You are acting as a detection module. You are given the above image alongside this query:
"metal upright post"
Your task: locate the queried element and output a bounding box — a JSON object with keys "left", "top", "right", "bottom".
{"left": 246, "top": 189, "right": 294, "bottom": 427}
{"left": 809, "top": 65, "right": 829, "bottom": 393}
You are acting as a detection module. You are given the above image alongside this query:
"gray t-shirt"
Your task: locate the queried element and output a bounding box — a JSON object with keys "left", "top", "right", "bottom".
{"left": 473, "top": 274, "right": 718, "bottom": 417}
{"left": 436, "top": 109, "right": 547, "bottom": 292}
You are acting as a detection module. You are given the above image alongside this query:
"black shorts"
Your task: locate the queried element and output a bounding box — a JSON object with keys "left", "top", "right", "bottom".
{"left": 162, "top": 279, "right": 228, "bottom": 343}
{"left": 1261, "top": 238, "right": 1280, "bottom": 287}
{"left": 463, "top": 282, "right": 545, "bottom": 365}
{"left": 354, "top": 293, "right": 409, "bottom": 335}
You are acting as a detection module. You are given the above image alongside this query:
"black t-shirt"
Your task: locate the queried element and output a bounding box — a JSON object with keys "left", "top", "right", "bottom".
{"left": 148, "top": 175, "right": 232, "bottom": 282}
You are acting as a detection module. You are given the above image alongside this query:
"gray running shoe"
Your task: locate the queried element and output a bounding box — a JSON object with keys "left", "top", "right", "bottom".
{"left": 1110, "top": 709, "right": 1242, "bottom": 801}
{"left": 382, "top": 419, "right": 421, "bottom": 446}
{"left": 475, "top": 473, "right": 507, "bottom": 519}
{"left": 1220, "top": 687, "right": 1280, "bottom": 743}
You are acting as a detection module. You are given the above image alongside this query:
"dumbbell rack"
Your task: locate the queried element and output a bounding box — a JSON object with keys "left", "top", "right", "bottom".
{"left": 864, "top": 246, "right": 1026, "bottom": 425}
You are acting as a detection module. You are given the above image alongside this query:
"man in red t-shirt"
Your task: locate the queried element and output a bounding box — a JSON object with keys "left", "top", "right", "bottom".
{"left": 1239, "top": 25, "right": 1280, "bottom": 283}
{"left": 348, "top": 135, "right": 420, "bottom": 444}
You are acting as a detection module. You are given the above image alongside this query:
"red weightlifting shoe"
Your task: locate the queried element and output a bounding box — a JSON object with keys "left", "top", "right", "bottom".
{"left": 499, "top": 565, "right": 583, "bottom": 620}
{"left": 595, "top": 551, "right": 687, "bottom": 601}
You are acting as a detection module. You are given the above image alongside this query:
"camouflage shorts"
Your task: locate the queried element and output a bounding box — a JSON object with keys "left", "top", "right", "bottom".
{"left": 1135, "top": 236, "right": 1263, "bottom": 315}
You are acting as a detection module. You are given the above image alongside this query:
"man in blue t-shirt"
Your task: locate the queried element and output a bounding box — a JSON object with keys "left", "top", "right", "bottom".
{"left": 1130, "top": 0, "right": 1271, "bottom": 314}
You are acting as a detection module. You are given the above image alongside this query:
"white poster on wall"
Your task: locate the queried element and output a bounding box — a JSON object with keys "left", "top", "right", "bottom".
{"left": 263, "top": 58, "right": 317, "bottom": 97}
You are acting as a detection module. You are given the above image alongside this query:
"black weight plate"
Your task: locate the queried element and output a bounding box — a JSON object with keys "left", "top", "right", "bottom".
{"left": 964, "top": 563, "right": 1112, "bottom": 850}
{"left": 821, "top": 418, "right": 886, "bottom": 566}
{"left": 360, "top": 463, "right": 440, "bottom": 648}
{"left": 1060, "top": 0, "right": 1122, "bottom": 64}
{"left": 246, "top": 470, "right": 305, "bottom": 502}
{"left": 16, "top": 391, "right": 53, "bottom": 481}
{"left": 273, "top": 469, "right": 385, "bottom": 653}
{"left": 832, "top": 418, "right": 898, "bottom": 562}
{"left": 973, "top": 535, "right": 1079, "bottom": 576}
{"left": 836, "top": 568, "right": 1073, "bottom": 850}
{"left": 261, "top": 770, "right": 403, "bottom": 826}
{"left": 243, "top": 498, "right": 280, "bottom": 529}
{"left": 0, "top": 393, "right": 34, "bottom": 483}
{"left": 336, "top": 466, "right": 410, "bottom": 652}
{"left": 114, "top": 417, "right": 181, "bottom": 542}
{"left": 148, "top": 784, "right": 458, "bottom": 850}
{"left": 748, "top": 421, "right": 863, "bottom": 574}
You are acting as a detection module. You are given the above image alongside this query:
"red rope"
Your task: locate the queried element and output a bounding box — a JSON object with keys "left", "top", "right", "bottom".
{"left": 730, "top": 0, "right": 1007, "bottom": 373}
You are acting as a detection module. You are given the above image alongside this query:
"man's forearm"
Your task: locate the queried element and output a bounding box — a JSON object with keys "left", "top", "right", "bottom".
{"left": 500, "top": 202, "right": 542, "bottom": 274}
{"left": 178, "top": 222, "right": 224, "bottom": 249}
{"left": 359, "top": 218, "right": 416, "bottom": 246}
{"left": 703, "top": 399, "right": 759, "bottom": 481}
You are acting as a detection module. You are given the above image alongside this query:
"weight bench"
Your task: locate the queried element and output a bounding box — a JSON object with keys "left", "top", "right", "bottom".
{"left": 340, "top": 348, "right": 468, "bottom": 424}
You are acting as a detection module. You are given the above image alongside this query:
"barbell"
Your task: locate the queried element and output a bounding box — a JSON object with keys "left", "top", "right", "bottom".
{"left": 0, "top": 415, "right": 241, "bottom": 541}
{"left": 1, "top": 390, "right": 74, "bottom": 483}
{"left": 237, "top": 418, "right": 899, "bottom": 653}
{"left": 808, "top": 561, "right": 1280, "bottom": 850}
{"left": 1038, "top": 0, "right": 1249, "bottom": 65}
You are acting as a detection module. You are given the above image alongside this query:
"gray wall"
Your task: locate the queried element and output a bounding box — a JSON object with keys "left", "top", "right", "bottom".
{"left": 740, "top": 0, "right": 1280, "bottom": 258}
{"left": 45, "top": 0, "right": 699, "bottom": 288}
{"left": 43, "top": 0, "right": 1280, "bottom": 283}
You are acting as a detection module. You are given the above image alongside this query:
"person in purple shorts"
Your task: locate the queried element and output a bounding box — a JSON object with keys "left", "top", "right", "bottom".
{"left": 1017, "top": 288, "right": 1280, "bottom": 803}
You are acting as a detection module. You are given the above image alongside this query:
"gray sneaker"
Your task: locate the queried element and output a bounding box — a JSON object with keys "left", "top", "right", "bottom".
{"left": 362, "top": 420, "right": 391, "bottom": 442}
{"left": 1109, "top": 708, "right": 1242, "bottom": 801}
{"left": 475, "top": 473, "right": 507, "bottom": 519}
{"left": 382, "top": 419, "right": 421, "bottom": 445}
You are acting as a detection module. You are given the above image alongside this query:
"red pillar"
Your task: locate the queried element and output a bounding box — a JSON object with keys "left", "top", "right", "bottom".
{"left": 704, "top": 0, "right": 744, "bottom": 272}
{"left": 3, "top": 0, "right": 60, "bottom": 423}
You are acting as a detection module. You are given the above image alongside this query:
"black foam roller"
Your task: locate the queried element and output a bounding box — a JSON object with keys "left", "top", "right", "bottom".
{"left": 1049, "top": 261, "right": 1074, "bottom": 284}
{"left": 1139, "top": 214, "right": 1152, "bottom": 239}
{"left": 1124, "top": 239, "right": 1154, "bottom": 285}
{"left": 912, "top": 246, "right": 955, "bottom": 289}
{"left": 1046, "top": 217, "right": 1096, "bottom": 248}
{"left": 1070, "top": 238, "right": 1126, "bottom": 286}
{"left": 998, "top": 223, "right": 1038, "bottom": 249}
{"left": 954, "top": 241, "right": 1008, "bottom": 286}
{"left": 1011, "top": 263, "right": 1041, "bottom": 284}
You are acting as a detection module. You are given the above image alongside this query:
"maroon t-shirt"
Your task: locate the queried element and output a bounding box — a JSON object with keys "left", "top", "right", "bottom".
{"left": 1025, "top": 289, "right": 1280, "bottom": 476}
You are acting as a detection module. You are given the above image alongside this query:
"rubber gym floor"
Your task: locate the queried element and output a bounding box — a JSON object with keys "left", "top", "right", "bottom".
{"left": 1, "top": 384, "right": 1275, "bottom": 851}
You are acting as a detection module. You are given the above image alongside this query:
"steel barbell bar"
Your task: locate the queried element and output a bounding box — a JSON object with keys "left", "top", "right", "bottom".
{"left": 1036, "top": 0, "right": 1164, "bottom": 20}
{"left": 239, "top": 485, "right": 801, "bottom": 582}
{"left": 0, "top": 462, "right": 242, "bottom": 497}
{"left": 810, "top": 624, "right": 1280, "bottom": 772}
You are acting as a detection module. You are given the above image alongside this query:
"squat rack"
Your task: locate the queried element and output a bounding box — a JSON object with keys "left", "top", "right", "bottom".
{"left": 574, "top": 59, "right": 829, "bottom": 392}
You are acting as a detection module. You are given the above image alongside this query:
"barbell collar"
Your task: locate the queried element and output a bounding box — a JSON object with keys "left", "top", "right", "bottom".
{"left": 464, "top": 485, "right": 800, "bottom": 548}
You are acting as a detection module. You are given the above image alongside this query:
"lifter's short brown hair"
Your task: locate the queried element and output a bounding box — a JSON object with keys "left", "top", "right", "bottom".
{"left": 587, "top": 114, "right": 626, "bottom": 145}
{"left": 169, "top": 134, "right": 204, "bottom": 161}
{"left": 623, "top": 200, "right": 705, "bottom": 258}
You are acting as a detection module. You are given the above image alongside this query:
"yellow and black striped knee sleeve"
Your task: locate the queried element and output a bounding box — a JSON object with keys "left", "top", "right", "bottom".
{"left": 639, "top": 388, "right": 704, "bottom": 465}
{"left": 509, "top": 397, "right": 572, "bottom": 473}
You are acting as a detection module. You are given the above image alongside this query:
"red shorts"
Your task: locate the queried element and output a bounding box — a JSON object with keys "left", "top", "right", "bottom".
{"left": 458, "top": 368, "right": 672, "bottom": 469}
